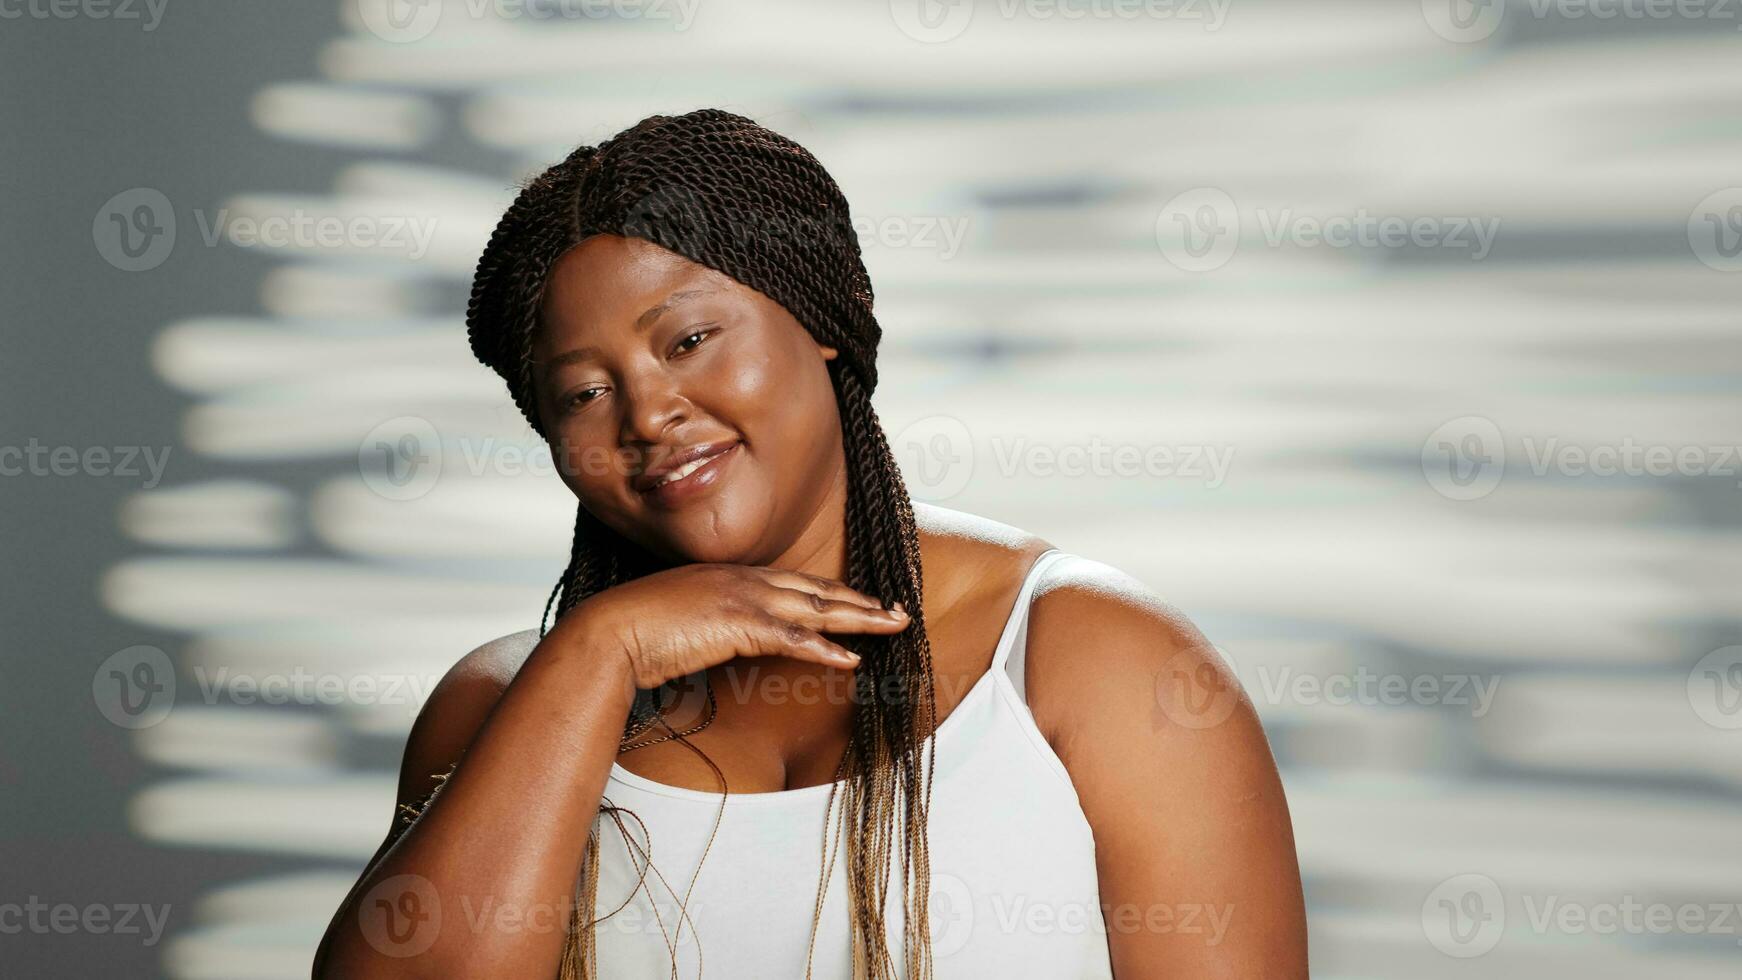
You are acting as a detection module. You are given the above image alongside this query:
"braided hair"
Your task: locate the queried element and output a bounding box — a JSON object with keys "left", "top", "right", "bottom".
{"left": 465, "top": 108, "right": 937, "bottom": 979}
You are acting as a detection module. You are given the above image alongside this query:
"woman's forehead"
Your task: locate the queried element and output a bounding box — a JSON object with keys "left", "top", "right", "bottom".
{"left": 544, "top": 238, "right": 736, "bottom": 316}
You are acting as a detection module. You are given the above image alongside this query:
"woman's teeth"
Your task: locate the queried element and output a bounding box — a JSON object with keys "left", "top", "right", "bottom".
{"left": 657, "top": 454, "right": 715, "bottom": 487}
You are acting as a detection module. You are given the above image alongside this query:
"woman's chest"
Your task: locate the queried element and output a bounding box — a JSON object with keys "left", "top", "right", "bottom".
{"left": 590, "top": 691, "right": 1112, "bottom": 978}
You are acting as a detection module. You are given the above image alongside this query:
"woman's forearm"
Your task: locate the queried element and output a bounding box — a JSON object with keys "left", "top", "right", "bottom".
{"left": 314, "top": 618, "right": 637, "bottom": 979}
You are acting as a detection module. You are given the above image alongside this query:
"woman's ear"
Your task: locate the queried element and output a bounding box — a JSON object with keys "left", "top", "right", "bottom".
{"left": 817, "top": 342, "right": 839, "bottom": 361}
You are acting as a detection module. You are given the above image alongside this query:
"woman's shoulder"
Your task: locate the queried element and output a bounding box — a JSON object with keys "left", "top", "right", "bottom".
{"left": 400, "top": 629, "right": 542, "bottom": 779}
{"left": 1017, "top": 545, "right": 1269, "bottom": 792}
{"left": 910, "top": 502, "right": 1058, "bottom": 620}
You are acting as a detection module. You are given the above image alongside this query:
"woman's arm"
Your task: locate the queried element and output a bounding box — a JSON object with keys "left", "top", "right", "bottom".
{"left": 311, "top": 563, "right": 903, "bottom": 978}
{"left": 1025, "top": 559, "right": 1310, "bottom": 978}
{"left": 311, "top": 620, "right": 638, "bottom": 979}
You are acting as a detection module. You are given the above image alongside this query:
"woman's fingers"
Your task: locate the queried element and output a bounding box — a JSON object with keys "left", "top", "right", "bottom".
{"left": 756, "top": 568, "right": 893, "bottom": 611}
{"left": 766, "top": 587, "right": 911, "bottom": 635}
{"left": 745, "top": 613, "right": 863, "bottom": 667}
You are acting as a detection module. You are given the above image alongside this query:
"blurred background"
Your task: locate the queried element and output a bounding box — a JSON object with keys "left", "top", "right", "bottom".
{"left": 5, "top": 0, "right": 1741, "bottom": 976}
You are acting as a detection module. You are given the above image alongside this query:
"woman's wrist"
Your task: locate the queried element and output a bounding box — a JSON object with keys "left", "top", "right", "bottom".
{"left": 531, "top": 604, "right": 640, "bottom": 712}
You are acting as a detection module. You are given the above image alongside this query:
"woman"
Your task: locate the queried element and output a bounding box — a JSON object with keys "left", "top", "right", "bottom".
{"left": 314, "top": 108, "right": 1307, "bottom": 978}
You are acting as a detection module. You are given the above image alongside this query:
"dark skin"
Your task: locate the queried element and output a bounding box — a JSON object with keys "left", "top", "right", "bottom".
{"left": 312, "top": 233, "right": 1309, "bottom": 978}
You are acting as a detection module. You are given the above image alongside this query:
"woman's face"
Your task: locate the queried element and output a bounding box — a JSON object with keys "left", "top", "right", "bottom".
{"left": 532, "top": 233, "right": 844, "bottom": 565}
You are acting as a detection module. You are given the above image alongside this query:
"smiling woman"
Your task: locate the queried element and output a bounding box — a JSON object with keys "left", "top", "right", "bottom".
{"left": 310, "top": 107, "right": 1308, "bottom": 979}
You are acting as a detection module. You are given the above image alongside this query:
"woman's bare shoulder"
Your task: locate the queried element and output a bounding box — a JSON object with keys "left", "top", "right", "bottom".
{"left": 911, "top": 501, "right": 1056, "bottom": 597}
{"left": 394, "top": 628, "right": 543, "bottom": 799}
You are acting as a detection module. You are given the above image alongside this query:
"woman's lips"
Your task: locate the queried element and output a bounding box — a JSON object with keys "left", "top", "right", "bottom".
{"left": 638, "top": 442, "right": 740, "bottom": 508}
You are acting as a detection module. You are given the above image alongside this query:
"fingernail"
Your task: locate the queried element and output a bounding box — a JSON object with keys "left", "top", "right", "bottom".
{"left": 835, "top": 652, "right": 861, "bottom": 665}
{"left": 892, "top": 601, "right": 907, "bottom": 614}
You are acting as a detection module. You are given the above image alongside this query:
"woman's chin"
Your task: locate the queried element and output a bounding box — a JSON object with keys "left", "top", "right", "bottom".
{"left": 645, "top": 517, "right": 766, "bottom": 567}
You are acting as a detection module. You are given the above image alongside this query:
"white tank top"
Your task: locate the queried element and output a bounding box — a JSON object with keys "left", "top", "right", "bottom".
{"left": 586, "top": 549, "right": 1113, "bottom": 978}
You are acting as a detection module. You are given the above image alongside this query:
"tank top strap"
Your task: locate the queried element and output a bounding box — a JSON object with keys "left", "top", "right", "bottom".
{"left": 987, "top": 548, "right": 1073, "bottom": 689}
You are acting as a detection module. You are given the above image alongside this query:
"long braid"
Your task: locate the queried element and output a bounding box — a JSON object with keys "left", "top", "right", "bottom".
{"left": 465, "top": 108, "right": 936, "bottom": 979}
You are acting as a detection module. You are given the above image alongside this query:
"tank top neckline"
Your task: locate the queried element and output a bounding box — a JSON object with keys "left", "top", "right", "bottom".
{"left": 605, "top": 547, "right": 1067, "bottom": 805}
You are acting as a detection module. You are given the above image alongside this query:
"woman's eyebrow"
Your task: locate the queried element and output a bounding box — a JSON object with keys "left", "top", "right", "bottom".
{"left": 634, "top": 287, "right": 716, "bottom": 331}
{"left": 539, "top": 287, "right": 719, "bottom": 372}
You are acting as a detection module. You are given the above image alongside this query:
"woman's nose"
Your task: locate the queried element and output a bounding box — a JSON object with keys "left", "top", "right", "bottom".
{"left": 617, "top": 369, "right": 691, "bottom": 445}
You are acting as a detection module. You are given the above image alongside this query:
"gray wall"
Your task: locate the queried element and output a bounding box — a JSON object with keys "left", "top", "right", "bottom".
{"left": 5, "top": 1, "right": 1741, "bottom": 976}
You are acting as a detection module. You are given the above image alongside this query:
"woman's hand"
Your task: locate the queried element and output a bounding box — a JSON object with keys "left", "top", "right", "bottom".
{"left": 555, "top": 564, "right": 910, "bottom": 689}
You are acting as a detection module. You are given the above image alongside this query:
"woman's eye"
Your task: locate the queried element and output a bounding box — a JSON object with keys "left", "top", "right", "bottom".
{"left": 673, "top": 329, "right": 714, "bottom": 355}
{"left": 562, "top": 388, "right": 604, "bottom": 412}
